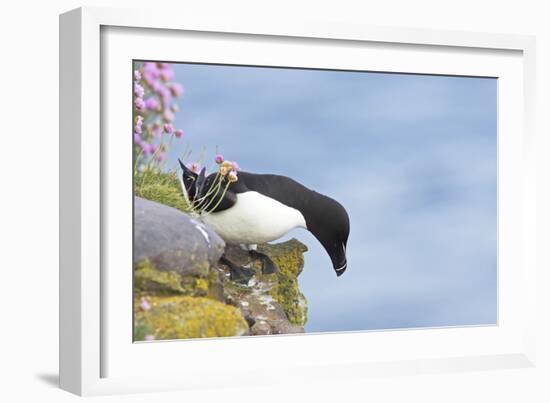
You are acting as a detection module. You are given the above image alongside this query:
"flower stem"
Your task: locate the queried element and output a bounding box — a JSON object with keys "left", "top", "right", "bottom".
{"left": 202, "top": 181, "right": 230, "bottom": 216}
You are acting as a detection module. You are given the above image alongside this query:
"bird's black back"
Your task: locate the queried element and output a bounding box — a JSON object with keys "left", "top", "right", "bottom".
{"left": 206, "top": 172, "right": 348, "bottom": 243}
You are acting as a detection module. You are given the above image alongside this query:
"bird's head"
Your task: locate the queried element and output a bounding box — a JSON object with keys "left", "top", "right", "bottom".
{"left": 307, "top": 196, "right": 350, "bottom": 277}
{"left": 178, "top": 158, "right": 206, "bottom": 204}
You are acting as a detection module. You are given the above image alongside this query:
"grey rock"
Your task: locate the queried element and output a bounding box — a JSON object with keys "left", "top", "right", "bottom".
{"left": 250, "top": 320, "right": 272, "bottom": 335}
{"left": 134, "top": 197, "right": 225, "bottom": 276}
{"left": 217, "top": 239, "right": 308, "bottom": 335}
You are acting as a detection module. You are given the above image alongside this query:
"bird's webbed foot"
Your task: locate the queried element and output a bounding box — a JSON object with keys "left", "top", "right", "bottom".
{"left": 219, "top": 254, "right": 255, "bottom": 285}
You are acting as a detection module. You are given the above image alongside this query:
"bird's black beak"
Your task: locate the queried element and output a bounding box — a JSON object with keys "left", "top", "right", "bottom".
{"left": 333, "top": 241, "right": 347, "bottom": 277}
{"left": 196, "top": 167, "right": 206, "bottom": 198}
{"left": 335, "top": 260, "right": 347, "bottom": 276}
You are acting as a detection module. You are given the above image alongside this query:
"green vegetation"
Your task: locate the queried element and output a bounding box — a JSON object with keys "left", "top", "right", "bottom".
{"left": 134, "top": 169, "right": 190, "bottom": 213}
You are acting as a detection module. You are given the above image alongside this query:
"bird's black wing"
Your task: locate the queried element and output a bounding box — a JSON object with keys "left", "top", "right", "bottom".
{"left": 236, "top": 172, "right": 316, "bottom": 213}
{"left": 237, "top": 171, "right": 349, "bottom": 241}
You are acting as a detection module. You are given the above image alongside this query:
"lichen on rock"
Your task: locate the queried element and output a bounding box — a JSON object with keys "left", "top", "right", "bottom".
{"left": 134, "top": 296, "right": 249, "bottom": 341}
{"left": 134, "top": 259, "right": 212, "bottom": 297}
{"left": 259, "top": 240, "right": 309, "bottom": 326}
{"left": 218, "top": 239, "right": 309, "bottom": 333}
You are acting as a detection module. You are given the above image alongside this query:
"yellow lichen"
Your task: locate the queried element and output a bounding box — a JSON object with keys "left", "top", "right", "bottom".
{"left": 195, "top": 278, "right": 209, "bottom": 292}
{"left": 134, "top": 296, "right": 249, "bottom": 341}
{"left": 134, "top": 259, "right": 186, "bottom": 294}
{"left": 134, "top": 259, "right": 210, "bottom": 297}
{"left": 259, "top": 239, "right": 309, "bottom": 326}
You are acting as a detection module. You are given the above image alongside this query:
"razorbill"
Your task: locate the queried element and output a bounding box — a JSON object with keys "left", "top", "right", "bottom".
{"left": 178, "top": 160, "right": 350, "bottom": 281}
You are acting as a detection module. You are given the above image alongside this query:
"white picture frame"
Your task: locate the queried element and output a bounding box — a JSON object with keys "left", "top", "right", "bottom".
{"left": 59, "top": 6, "right": 537, "bottom": 396}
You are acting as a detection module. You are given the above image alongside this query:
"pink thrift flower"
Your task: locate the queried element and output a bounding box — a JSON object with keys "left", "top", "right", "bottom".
{"left": 169, "top": 83, "right": 184, "bottom": 97}
{"left": 134, "top": 124, "right": 142, "bottom": 134}
{"left": 133, "top": 132, "right": 142, "bottom": 144}
{"left": 163, "top": 123, "right": 173, "bottom": 134}
{"left": 174, "top": 129, "right": 184, "bottom": 138}
{"left": 143, "top": 62, "right": 160, "bottom": 77}
{"left": 230, "top": 161, "right": 240, "bottom": 171}
{"left": 228, "top": 170, "right": 238, "bottom": 183}
{"left": 155, "top": 152, "right": 166, "bottom": 162}
{"left": 143, "top": 72, "right": 155, "bottom": 87}
{"left": 134, "top": 97, "right": 145, "bottom": 111}
{"left": 144, "top": 335, "right": 155, "bottom": 341}
{"left": 160, "top": 68, "right": 175, "bottom": 81}
{"left": 134, "top": 83, "right": 144, "bottom": 98}
{"left": 134, "top": 70, "right": 141, "bottom": 81}
{"left": 163, "top": 109, "right": 174, "bottom": 122}
{"left": 144, "top": 97, "right": 159, "bottom": 111}
{"left": 152, "top": 123, "right": 162, "bottom": 138}
{"left": 187, "top": 163, "right": 201, "bottom": 174}
{"left": 152, "top": 81, "right": 163, "bottom": 93}
{"left": 154, "top": 84, "right": 167, "bottom": 96}
{"left": 214, "top": 154, "right": 224, "bottom": 164}
{"left": 139, "top": 297, "right": 151, "bottom": 311}
{"left": 141, "top": 142, "right": 154, "bottom": 155}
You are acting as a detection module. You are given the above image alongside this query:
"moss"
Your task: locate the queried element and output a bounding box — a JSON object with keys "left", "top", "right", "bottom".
{"left": 134, "top": 259, "right": 209, "bottom": 297}
{"left": 134, "top": 259, "right": 186, "bottom": 294}
{"left": 134, "top": 296, "right": 249, "bottom": 341}
{"left": 269, "top": 276, "right": 308, "bottom": 326}
{"left": 205, "top": 269, "right": 223, "bottom": 301}
{"left": 134, "top": 169, "right": 190, "bottom": 213}
{"left": 195, "top": 278, "right": 209, "bottom": 293}
{"left": 259, "top": 239, "right": 309, "bottom": 326}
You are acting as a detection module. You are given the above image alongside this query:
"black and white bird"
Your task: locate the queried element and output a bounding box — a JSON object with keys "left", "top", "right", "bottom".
{"left": 179, "top": 160, "right": 350, "bottom": 282}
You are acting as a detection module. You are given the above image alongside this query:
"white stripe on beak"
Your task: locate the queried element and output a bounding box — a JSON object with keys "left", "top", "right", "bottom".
{"left": 335, "top": 263, "right": 347, "bottom": 272}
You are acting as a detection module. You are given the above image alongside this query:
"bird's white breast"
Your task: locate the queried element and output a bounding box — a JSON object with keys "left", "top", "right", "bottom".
{"left": 200, "top": 191, "right": 307, "bottom": 244}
